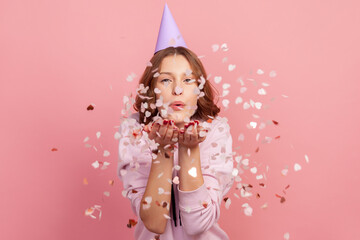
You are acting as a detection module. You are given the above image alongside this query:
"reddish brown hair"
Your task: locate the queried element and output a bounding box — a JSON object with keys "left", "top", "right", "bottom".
{"left": 133, "top": 46, "right": 220, "bottom": 125}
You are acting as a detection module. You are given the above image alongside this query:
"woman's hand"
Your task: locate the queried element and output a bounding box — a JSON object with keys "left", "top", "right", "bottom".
{"left": 144, "top": 118, "right": 179, "bottom": 150}
{"left": 178, "top": 120, "right": 208, "bottom": 149}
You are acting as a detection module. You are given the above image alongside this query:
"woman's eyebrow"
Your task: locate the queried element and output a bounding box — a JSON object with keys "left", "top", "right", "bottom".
{"left": 159, "top": 72, "right": 194, "bottom": 77}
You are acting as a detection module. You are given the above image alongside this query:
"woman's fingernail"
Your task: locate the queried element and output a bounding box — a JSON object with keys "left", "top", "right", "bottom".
{"left": 163, "top": 119, "right": 168, "bottom": 124}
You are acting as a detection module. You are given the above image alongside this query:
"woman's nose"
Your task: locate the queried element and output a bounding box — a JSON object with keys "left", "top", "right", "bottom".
{"left": 172, "top": 83, "right": 183, "bottom": 95}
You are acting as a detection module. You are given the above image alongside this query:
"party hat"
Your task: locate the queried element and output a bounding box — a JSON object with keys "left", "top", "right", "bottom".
{"left": 154, "top": 3, "right": 187, "bottom": 53}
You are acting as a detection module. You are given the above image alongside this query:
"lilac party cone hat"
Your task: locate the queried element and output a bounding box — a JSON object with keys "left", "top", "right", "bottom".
{"left": 154, "top": 3, "right": 187, "bottom": 53}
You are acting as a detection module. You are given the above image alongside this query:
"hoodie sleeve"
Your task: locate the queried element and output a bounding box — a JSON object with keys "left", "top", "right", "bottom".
{"left": 117, "top": 118, "right": 152, "bottom": 218}
{"left": 177, "top": 118, "right": 234, "bottom": 236}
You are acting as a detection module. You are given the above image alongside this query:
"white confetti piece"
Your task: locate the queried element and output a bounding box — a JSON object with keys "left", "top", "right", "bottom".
{"left": 173, "top": 176, "right": 179, "bottom": 184}
{"left": 221, "top": 43, "right": 229, "bottom": 51}
{"left": 188, "top": 167, "right": 197, "bottom": 177}
{"left": 222, "top": 83, "right": 231, "bottom": 89}
{"left": 241, "top": 159, "right": 249, "bottom": 166}
{"left": 85, "top": 205, "right": 102, "bottom": 220}
{"left": 284, "top": 232, "right": 290, "bottom": 240}
{"left": 240, "top": 188, "right": 252, "bottom": 198}
{"left": 145, "top": 111, "right": 151, "bottom": 117}
{"left": 228, "top": 64, "right": 236, "bottom": 71}
{"left": 238, "top": 133, "right": 245, "bottom": 141}
{"left": 83, "top": 137, "right": 89, "bottom": 142}
{"left": 243, "top": 205, "right": 253, "bottom": 216}
{"left": 103, "top": 150, "right": 110, "bottom": 157}
{"left": 104, "top": 191, "right": 110, "bottom": 197}
{"left": 174, "top": 165, "right": 181, "bottom": 171}
{"left": 92, "top": 161, "right": 100, "bottom": 169}
{"left": 281, "top": 168, "right": 288, "bottom": 176}
{"left": 145, "top": 196, "right": 152, "bottom": 204}
{"left": 294, "top": 163, "right": 302, "bottom": 171}
{"left": 153, "top": 72, "right": 160, "bottom": 78}
{"left": 154, "top": 88, "right": 161, "bottom": 94}
{"left": 249, "top": 122, "right": 257, "bottom": 128}
{"left": 254, "top": 102, "right": 262, "bottom": 109}
{"left": 258, "top": 88, "right": 267, "bottom": 95}
{"left": 158, "top": 188, "right": 164, "bottom": 195}
{"left": 193, "top": 87, "right": 201, "bottom": 95}
{"left": 222, "top": 89, "right": 229, "bottom": 97}
{"left": 256, "top": 174, "right": 263, "bottom": 180}
{"left": 243, "top": 102, "right": 250, "bottom": 110}
{"left": 250, "top": 167, "right": 257, "bottom": 174}
{"left": 257, "top": 69, "right": 264, "bottom": 75}
{"left": 222, "top": 57, "right": 228, "bottom": 63}
{"left": 114, "top": 132, "right": 121, "bottom": 140}
{"left": 211, "top": 44, "right": 219, "bottom": 52}
{"left": 126, "top": 72, "right": 136, "bottom": 82}
{"left": 260, "top": 202, "right": 268, "bottom": 209}
{"left": 222, "top": 99, "right": 230, "bottom": 108}
{"left": 269, "top": 70, "right": 277, "bottom": 78}
{"left": 175, "top": 86, "right": 183, "bottom": 95}
{"left": 120, "top": 169, "right": 127, "bottom": 176}
{"left": 225, "top": 198, "right": 231, "bottom": 209}
{"left": 185, "top": 68, "right": 192, "bottom": 76}
{"left": 214, "top": 76, "right": 222, "bottom": 84}
{"left": 163, "top": 214, "right": 171, "bottom": 219}
{"left": 157, "top": 172, "right": 164, "bottom": 178}
{"left": 305, "top": 154, "right": 309, "bottom": 163}
{"left": 240, "top": 86, "right": 247, "bottom": 93}
{"left": 235, "top": 97, "right": 243, "bottom": 104}
{"left": 96, "top": 132, "right": 101, "bottom": 139}
{"left": 185, "top": 206, "right": 191, "bottom": 213}
{"left": 122, "top": 190, "right": 127, "bottom": 197}
{"left": 146, "top": 61, "right": 152, "bottom": 67}
{"left": 101, "top": 161, "right": 110, "bottom": 170}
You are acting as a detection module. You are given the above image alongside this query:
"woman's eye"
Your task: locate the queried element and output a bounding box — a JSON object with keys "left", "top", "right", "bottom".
{"left": 185, "top": 78, "right": 195, "bottom": 83}
{"left": 161, "top": 78, "right": 171, "bottom": 83}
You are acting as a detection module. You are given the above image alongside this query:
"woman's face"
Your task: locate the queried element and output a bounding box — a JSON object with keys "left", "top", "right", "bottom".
{"left": 154, "top": 54, "right": 199, "bottom": 127}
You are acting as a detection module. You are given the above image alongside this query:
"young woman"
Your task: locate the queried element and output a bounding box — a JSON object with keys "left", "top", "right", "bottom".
{"left": 117, "top": 46, "right": 234, "bottom": 240}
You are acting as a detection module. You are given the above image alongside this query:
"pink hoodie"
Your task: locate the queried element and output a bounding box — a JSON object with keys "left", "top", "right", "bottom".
{"left": 117, "top": 112, "right": 234, "bottom": 240}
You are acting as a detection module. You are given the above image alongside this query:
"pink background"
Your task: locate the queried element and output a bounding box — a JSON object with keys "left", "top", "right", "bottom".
{"left": 1, "top": 0, "right": 360, "bottom": 239}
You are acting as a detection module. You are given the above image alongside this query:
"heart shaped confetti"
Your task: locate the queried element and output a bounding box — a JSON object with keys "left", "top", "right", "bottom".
{"left": 212, "top": 44, "right": 219, "bottom": 52}
{"left": 294, "top": 163, "right": 302, "bottom": 171}
{"left": 228, "top": 64, "right": 236, "bottom": 71}
{"left": 188, "top": 167, "right": 197, "bottom": 177}
{"left": 214, "top": 76, "right": 222, "bottom": 84}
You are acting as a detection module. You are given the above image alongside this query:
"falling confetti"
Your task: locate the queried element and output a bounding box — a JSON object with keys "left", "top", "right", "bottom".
{"left": 188, "top": 167, "right": 197, "bottom": 177}
{"left": 87, "top": 104, "right": 94, "bottom": 110}
{"left": 84, "top": 205, "right": 102, "bottom": 220}
{"left": 127, "top": 219, "right": 138, "bottom": 228}
{"left": 294, "top": 163, "right": 302, "bottom": 171}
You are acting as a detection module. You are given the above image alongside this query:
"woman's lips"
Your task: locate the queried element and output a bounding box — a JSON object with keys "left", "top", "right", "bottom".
{"left": 170, "top": 104, "right": 184, "bottom": 111}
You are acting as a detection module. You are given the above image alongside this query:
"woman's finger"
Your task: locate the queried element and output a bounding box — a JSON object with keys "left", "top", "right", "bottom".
{"left": 184, "top": 124, "right": 192, "bottom": 143}
{"left": 158, "top": 119, "right": 169, "bottom": 139}
{"left": 171, "top": 128, "right": 179, "bottom": 143}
